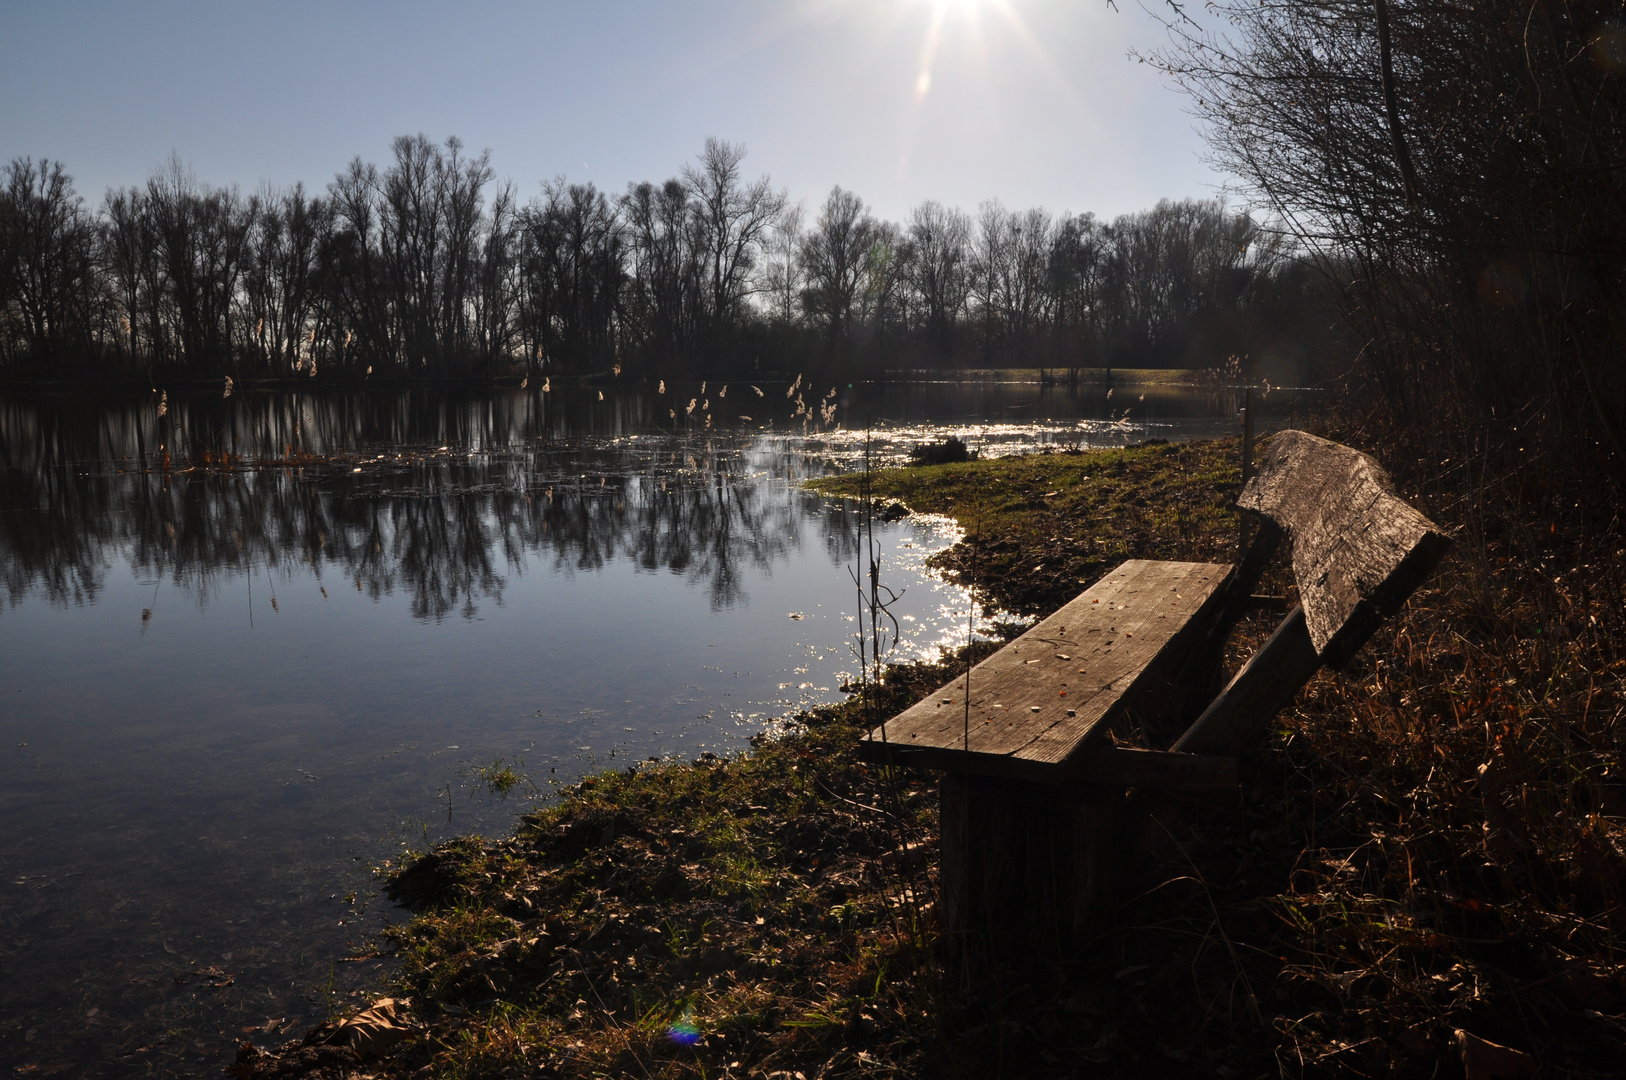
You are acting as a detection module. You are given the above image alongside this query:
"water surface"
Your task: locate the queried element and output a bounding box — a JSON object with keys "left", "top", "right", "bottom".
{"left": 0, "top": 379, "right": 1302, "bottom": 1073}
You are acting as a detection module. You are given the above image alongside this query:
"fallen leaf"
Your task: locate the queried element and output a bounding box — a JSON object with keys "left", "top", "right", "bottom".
{"left": 1455, "top": 1030, "right": 1535, "bottom": 1080}
{"left": 308, "top": 997, "right": 413, "bottom": 1061}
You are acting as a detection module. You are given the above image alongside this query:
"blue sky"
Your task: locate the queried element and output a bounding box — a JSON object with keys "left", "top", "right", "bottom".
{"left": 0, "top": 0, "right": 1225, "bottom": 222}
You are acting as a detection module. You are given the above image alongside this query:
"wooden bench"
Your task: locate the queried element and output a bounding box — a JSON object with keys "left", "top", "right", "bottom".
{"left": 858, "top": 430, "right": 1453, "bottom": 949}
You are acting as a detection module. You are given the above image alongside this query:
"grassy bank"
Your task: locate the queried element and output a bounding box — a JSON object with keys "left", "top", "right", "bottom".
{"left": 812, "top": 440, "right": 1245, "bottom": 617}
{"left": 235, "top": 437, "right": 1626, "bottom": 1079}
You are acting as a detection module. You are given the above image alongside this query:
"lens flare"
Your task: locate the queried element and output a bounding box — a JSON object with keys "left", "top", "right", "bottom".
{"left": 666, "top": 1006, "right": 701, "bottom": 1045}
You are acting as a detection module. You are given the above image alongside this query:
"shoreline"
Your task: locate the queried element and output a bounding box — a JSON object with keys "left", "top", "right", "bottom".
{"left": 0, "top": 366, "right": 1226, "bottom": 398}
{"left": 231, "top": 435, "right": 1625, "bottom": 1079}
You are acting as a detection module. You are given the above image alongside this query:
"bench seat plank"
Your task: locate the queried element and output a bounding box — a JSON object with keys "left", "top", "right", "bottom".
{"left": 859, "top": 559, "right": 1230, "bottom": 779}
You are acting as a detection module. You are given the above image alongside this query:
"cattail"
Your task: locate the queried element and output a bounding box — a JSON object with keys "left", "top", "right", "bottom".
{"left": 366, "top": 365, "right": 373, "bottom": 375}
{"left": 598, "top": 390, "right": 605, "bottom": 401}
{"left": 520, "top": 376, "right": 528, "bottom": 389}
{"left": 718, "top": 385, "right": 727, "bottom": 398}
{"left": 752, "top": 385, "right": 763, "bottom": 397}
{"left": 700, "top": 381, "right": 706, "bottom": 394}
{"left": 669, "top": 408, "right": 676, "bottom": 419}
{"left": 542, "top": 377, "right": 551, "bottom": 393}
{"left": 740, "top": 414, "right": 752, "bottom": 421}
{"left": 223, "top": 376, "right": 234, "bottom": 399}
{"left": 1106, "top": 387, "right": 1113, "bottom": 400}
{"left": 158, "top": 390, "right": 168, "bottom": 418}
{"left": 614, "top": 360, "right": 622, "bottom": 377}
{"left": 344, "top": 330, "right": 352, "bottom": 347}
{"left": 704, "top": 413, "right": 711, "bottom": 429}
{"left": 786, "top": 374, "right": 802, "bottom": 398}
{"left": 702, "top": 399, "right": 708, "bottom": 411}
{"left": 686, "top": 398, "right": 697, "bottom": 415}
{"left": 658, "top": 379, "right": 666, "bottom": 394}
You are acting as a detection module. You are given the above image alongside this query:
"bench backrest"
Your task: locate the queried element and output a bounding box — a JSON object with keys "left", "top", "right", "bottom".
{"left": 1172, "top": 430, "right": 1450, "bottom": 755}
{"left": 1239, "top": 430, "right": 1452, "bottom": 670}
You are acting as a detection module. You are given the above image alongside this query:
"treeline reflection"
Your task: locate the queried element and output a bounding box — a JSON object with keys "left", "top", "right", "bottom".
{"left": 0, "top": 385, "right": 712, "bottom": 470}
{"left": 1, "top": 407, "right": 864, "bottom": 620}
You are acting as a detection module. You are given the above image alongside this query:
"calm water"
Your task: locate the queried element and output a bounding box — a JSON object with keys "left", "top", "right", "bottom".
{"left": 0, "top": 378, "right": 1301, "bottom": 1074}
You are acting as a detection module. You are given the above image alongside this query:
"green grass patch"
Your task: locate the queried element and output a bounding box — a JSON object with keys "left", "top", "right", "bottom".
{"left": 808, "top": 439, "right": 1243, "bottom": 616}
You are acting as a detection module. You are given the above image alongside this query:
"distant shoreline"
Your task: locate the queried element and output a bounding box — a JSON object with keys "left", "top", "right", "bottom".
{"left": 0, "top": 366, "right": 1224, "bottom": 397}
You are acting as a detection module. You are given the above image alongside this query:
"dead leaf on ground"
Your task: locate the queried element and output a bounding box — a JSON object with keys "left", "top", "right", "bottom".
{"left": 308, "top": 997, "right": 413, "bottom": 1061}
{"left": 1455, "top": 1029, "right": 1535, "bottom": 1080}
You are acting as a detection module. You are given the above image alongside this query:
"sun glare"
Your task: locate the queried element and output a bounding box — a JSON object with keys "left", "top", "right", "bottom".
{"left": 927, "top": 0, "right": 988, "bottom": 15}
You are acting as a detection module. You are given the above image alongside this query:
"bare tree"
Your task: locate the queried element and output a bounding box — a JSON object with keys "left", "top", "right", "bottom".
{"left": 620, "top": 178, "right": 698, "bottom": 368}
{"left": 799, "top": 186, "right": 880, "bottom": 356}
{"left": 0, "top": 158, "right": 100, "bottom": 368}
{"left": 1154, "top": 0, "right": 1626, "bottom": 469}
{"left": 325, "top": 156, "right": 395, "bottom": 373}
{"left": 682, "top": 138, "right": 785, "bottom": 349}
{"left": 241, "top": 182, "right": 329, "bottom": 375}
{"left": 901, "top": 200, "right": 971, "bottom": 363}
{"left": 758, "top": 202, "right": 805, "bottom": 366}
{"left": 144, "top": 157, "right": 253, "bottom": 375}
{"left": 518, "top": 179, "right": 624, "bottom": 371}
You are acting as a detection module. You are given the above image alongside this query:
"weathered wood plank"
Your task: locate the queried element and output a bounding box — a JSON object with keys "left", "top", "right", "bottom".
{"left": 1239, "top": 430, "right": 1451, "bottom": 669}
{"left": 940, "top": 774, "right": 1125, "bottom": 947}
{"left": 1171, "top": 605, "right": 1322, "bottom": 756}
{"left": 860, "top": 560, "right": 1229, "bottom": 776}
{"left": 881, "top": 743, "right": 1237, "bottom": 791}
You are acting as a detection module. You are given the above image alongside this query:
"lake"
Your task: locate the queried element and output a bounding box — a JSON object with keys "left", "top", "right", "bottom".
{"left": 0, "top": 377, "right": 1301, "bottom": 1074}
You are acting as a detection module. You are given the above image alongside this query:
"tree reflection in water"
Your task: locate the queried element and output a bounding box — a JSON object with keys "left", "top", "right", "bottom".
{"left": 0, "top": 392, "right": 866, "bottom": 620}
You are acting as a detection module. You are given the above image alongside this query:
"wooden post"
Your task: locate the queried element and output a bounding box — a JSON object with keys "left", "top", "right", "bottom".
{"left": 1241, "top": 387, "right": 1255, "bottom": 483}
{"left": 1239, "top": 387, "right": 1254, "bottom": 557}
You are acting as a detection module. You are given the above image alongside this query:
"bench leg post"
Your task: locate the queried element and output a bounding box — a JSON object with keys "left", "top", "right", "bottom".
{"left": 939, "top": 774, "right": 1127, "bottom": 953}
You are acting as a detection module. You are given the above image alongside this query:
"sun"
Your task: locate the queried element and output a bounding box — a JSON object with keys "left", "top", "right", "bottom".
{"left": 903, "top": 0, "right": 1006, "bottom": 104}
{"left": 911, "top": 0, "right": 996, "bottom": 23}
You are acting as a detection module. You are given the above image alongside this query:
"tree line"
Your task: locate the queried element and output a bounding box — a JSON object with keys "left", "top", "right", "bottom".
{"left": 0, "top": 136, "right": 1335, "bottom": 385}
